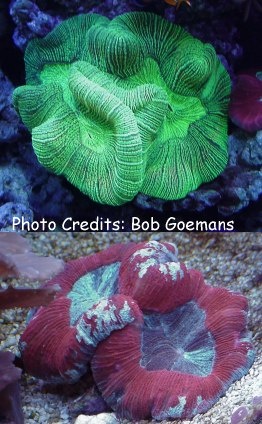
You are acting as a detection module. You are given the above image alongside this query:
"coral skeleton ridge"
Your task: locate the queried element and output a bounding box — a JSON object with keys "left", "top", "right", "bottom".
{"left": 19, "top": 241, "right": 255, "bottom": 421}
{"left": 13, "top": 12, "right": 231, "bottom": 205}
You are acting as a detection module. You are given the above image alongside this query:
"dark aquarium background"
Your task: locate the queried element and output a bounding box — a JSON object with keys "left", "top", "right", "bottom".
{"left": 0, "top": 0, "right": 261, "bottom": 231}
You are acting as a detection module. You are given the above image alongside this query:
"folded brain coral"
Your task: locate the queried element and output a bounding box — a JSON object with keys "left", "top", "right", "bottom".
{"left": 91, "top": 266, "right": 255, "bottom": 420}
{"left": 19, "top": 243, "right": 136, "bottom": 383}
{"left": 119, "top": 240, "right": 190, "bottom": 311}
{"left": 13, "top": 12, "right": 231, "bottom": 205}
{"left": 19, "top": 241, "right": 254, "bottom": 421}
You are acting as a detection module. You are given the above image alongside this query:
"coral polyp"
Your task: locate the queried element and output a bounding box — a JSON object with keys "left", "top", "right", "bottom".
{"left": 119, "top": 240, "right": 190, "bottom": 311}
{"left": 92, "top": 261, "right": 255, "bottom": 420}
{"left": 19, "top": 243, "right": 134, "bottom": 382}
{"left": 13, "top": 12, "right": 231, "bottom": 205}
{"left": 19, "top": 241, "right": 255, "bottom": 420}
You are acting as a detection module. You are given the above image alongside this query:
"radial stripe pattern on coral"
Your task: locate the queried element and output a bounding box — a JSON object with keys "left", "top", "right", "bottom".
{"left": 92, "top": 264, "right": 255, "bottom": 420}
{"left": 19, "top": 241, "right": 254, "bottom": 420}
{"left": 13, "top": 13, "right": 231, "bottom": 205}
{"left": 19, "top": 243, "right": 134, "bottom": 383}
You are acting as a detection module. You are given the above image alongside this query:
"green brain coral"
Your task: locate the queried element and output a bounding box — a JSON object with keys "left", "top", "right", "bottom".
{"left": 13, "top": 12, "right": 231, "bottom": 206}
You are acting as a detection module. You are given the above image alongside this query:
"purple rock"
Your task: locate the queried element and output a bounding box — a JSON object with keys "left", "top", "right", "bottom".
{"left": 10, "top": 0, "right": 61, "bottom": 50}
{"left": 0, "top": 70, "right": 23, "bottom": 143}
{"left": 231, "top": 406, "right": 248, "bottom": 424}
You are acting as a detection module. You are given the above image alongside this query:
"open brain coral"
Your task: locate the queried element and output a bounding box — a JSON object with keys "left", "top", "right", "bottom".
{"left": 92, "top": 241, "right": 255, "bottom": 420}
{"left": 19, "top": 243, "right": 136, "bottom": 383}
{"left": 19, "top": 241, "right": 254, "bottom": 420}
{"left": 13, "top": 12, "right": 231, "bottom": 205}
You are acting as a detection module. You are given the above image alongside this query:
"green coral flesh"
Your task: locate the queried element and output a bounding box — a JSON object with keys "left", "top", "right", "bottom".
{"left": 13, "top": 12, "right": 231, "bottom": 205}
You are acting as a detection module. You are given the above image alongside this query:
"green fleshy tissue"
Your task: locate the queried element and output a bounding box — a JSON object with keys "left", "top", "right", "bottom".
{"left": 13, "top": 12, "right": 231, "bottom": 206}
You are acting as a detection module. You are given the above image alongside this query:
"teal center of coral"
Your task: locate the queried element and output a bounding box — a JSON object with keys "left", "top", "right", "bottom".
{"left": 140, "top": 301, "right": 215, "bottom": 377}
{"left": 67, "top": 262, "right": 120, "bottom": 325}
{"left": 13, "top": 12, "right": 231, "bottom": 206}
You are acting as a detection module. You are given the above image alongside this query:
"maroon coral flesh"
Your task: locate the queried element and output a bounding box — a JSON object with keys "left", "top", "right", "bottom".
{"left": 91, "top": 268, "right": 255, "bottom": 420}
{"left": 19, "top": 243, "right": 135, "bottom": 383}
{"left": 119, "top": 240, "right": 190, "bottom": 312}
{"left": 41, "top": 242, "right": 135, "bottom": 295}
{"left": 18, "top": 241, "right": 255, "bottom": 421}
{"left": 229, "top": 71, "right": 262, "bottom": 132}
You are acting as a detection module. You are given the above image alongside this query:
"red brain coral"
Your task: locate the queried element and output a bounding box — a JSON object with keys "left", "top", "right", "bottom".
{"left": 19, "top": 241, "right": 255, "bottom": 421}
{"left": 119, "top": 240, "right": 193, "bottom": 312}
{"left": 91, "top": 267, "right": 255, "bottom": 420}
{"left": 19, "top": 243, "right": 135, "bottom": 383}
